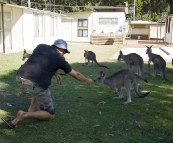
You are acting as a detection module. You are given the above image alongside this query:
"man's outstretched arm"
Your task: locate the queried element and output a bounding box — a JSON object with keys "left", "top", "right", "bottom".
{"left": 68, "top": 69, "right": 92, "bottom": 85}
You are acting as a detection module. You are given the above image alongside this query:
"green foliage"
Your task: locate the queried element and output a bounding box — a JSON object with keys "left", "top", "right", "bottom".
{"left": 141, "top": 13, "right": 150, "bottom": 21}
{"left": 136, "top": 0, "right": 142, "bottom": 16}
{"left": 72, "top": 6, "right": 82, "bottom": 12}
{"left": 151, "top": 12, "right": 161, "bottom": 21}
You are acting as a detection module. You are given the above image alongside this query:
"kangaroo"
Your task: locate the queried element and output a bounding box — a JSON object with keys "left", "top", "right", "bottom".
{"left": 117, "top": 50, "right": 147, "bottom": 83}
{"left": 146, "top": 45, "right": 168, "bottom": 81}
{"left": 22, "top": 49, "right": 31, "bottom": 61}
{"left": 84, "top": 50, "right": 109, "bottom": 69}
{"left": 94, "top": 69, "right": 150, "bottom": 105}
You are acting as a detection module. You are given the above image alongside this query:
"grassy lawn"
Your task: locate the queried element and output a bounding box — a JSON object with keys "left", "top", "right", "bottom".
{"left": 0, "top": 43, "right": 172, "bottom": 143}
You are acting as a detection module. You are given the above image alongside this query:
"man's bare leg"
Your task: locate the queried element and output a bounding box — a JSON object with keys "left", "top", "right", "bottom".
{"left": 28, "top": 97, "right": 40, "bottom": 112}
{"left": 11, "top": 110, "right": 55, "bottom": 126}
{"left": 11, "top": 97, "right": 55, "bottom": 126}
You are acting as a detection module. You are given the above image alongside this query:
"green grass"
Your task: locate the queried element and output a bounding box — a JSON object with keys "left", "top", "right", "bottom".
{"left": 0, "top": 44, "right": 173, "bottom": 143}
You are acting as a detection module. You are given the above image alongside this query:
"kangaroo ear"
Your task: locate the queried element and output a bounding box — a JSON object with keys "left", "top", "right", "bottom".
{"left": 100, "top": 71, "right": 106, "bottom": 77}
{"left": 99, "top": 71, "right": 103, "bottom": 74}
{"left": 99, "top": 71, "right": 104, "bottom": 76}
{"left": 102, "top": 73, "right": 106, "bottom": 77}
{"left": 146, "top": 45, "right": 151, "bottom": 49}
{"left": 119, "top": 50, "right": 122, "bottom": 54}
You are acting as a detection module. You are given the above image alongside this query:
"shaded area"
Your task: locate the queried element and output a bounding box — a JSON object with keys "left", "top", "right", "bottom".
{"left": 0, "top": 54, "right": 173, "bottom": 142}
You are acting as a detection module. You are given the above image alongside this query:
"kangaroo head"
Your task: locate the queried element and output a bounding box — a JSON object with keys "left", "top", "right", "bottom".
{"left": 117, "top": 50, "right": 123, "bottom": 60}
{"left": 94, "top": 71, "right": 106, "bottom": 83}
{"left": 22, "top": 49, "right": 27, "bottom": 61}
{"left": 146, "top": 45, "right": 152, "bottom": 54}
{"left": 84, "top": 50, "right": 88, "bottom": 57}
{"left": 22, "top": 49, "right": 31, "bottom": 61}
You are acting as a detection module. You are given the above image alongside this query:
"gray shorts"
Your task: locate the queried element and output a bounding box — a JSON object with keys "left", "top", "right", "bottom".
{"left": 16, "top": 76, "right": 55, "bottom": 115}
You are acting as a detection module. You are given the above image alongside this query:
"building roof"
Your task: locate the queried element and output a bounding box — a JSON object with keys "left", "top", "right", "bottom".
{"left": 130, "top": 20, "right": 160, "bottom": 25}
{"left": 91, "top": 6, "right": 128, "bottom": 14}
{"left": 0, "top": 2, "right": 128, "bottom": 16}
{"left": 0, "top": 2, "right": 60, "bottom": 16}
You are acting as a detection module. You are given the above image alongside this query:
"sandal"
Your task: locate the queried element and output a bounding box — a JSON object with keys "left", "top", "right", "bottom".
{"left": 1, "top": 118, "right": 17, "bottom": 129}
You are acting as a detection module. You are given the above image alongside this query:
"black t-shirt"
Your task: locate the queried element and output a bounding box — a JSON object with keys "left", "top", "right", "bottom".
{"left": 17, "top": 44, "right": 72, "bottom": 89}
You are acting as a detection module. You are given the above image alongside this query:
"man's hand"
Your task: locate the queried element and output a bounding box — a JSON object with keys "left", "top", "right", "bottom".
{"left": 54, "top": 72, "right": 62, "bottom": 84}
{"left": 86, "top": 78, "right": 92, "bottom": 85}
{"left": 69, "top": 69, "right": 92, "bottom": 85}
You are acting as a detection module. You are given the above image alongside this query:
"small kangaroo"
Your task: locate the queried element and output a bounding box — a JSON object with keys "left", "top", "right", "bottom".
{"left": 84, "top": 50, "right": 109, "bottom": 69}
{"left": 117, "top": 50, "right": 147, "bottom": 83}
{"left": 22, "top": 49, "right": 31, "bottom": 61}
{"left": 146, "top": 45, "right": 168, "bottom": 80}
{"left": 94, "top": 69, "right": 150, "bottom": 105}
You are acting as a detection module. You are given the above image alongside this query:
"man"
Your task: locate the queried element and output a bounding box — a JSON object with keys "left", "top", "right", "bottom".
{"left": 2, "top": 39, "right": 92, "bottom": 129}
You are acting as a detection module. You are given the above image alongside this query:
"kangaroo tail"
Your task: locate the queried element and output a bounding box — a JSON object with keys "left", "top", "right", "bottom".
{"left": 94, "top": 60, "right": 109, "bottom": 69}
{"left": 99, "top": 65, "right": 109, "bottom": 69}
{"left": 134, "top": 82, "right": 150, "bottom": 97}
{"left": 159, "top": 47, "right": 170, "bottom": 55}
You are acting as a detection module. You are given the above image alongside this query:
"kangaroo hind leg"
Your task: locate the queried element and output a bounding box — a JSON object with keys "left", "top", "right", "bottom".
{"left": 86, "top": 59, "right": 90, "bottom": 66}
{"left": 150, "top": 65, "right": 156, "bottom": 77}
{"left": 122, "top": 81, "right": 132, "bottom": 105}
{"left": 160, "top": 70, "right": 166, "bottom": 80}
{"left": 112, "top": 87, "right": 124, "bottom": 100}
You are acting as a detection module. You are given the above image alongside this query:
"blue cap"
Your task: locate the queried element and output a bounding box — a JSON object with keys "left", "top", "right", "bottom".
{"left": 53, "top": 39, "right": 70, "bottom": 53}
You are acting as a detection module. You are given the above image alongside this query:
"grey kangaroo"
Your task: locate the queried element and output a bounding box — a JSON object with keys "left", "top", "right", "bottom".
{"left": 117, "top": 50, "right": 147, "bottom": 83}
{"left": 146, "top": 45, "right": 168, "bottom": 81}
{"left": 84, "top": 50, "right": 109, "bottom": 69}
{"left": 94, "top": 69, "right": 150, "bottom": 105}
{"left": 22, "top": 49, "right": 31, "bottom": 61}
